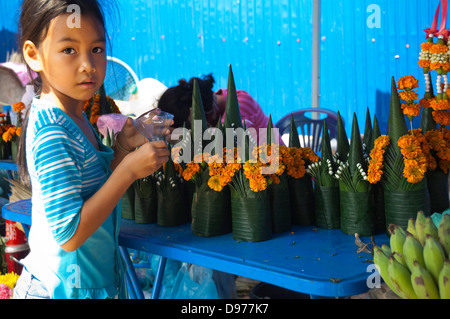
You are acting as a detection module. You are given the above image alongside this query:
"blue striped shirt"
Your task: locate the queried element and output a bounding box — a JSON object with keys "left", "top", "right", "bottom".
{"left": 21, "top": 97, "right": 126, "bottom": 299}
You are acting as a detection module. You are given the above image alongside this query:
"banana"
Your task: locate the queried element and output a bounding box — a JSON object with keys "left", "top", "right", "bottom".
{"left": 423, "top": 234, "right": 445, "bottom": 284}
{"left": 438, "top": 259, "right": 450, "bottom": 299}
{"left": 424, "top": 216, "right": 439, "bottom": 242}
{"left": 410, "top": 259, "right": 440, "bottom": 299}
{"left": 403, "top": 231, "right": 425, "bottom": 272}
{"left": 416, "top": 211, "right": 426, "bottom": 246}
{"left": 381, "top": 244, "right": 392, "bottom": 256}
{"left": 388, "top": 254, "right": 417, "bottom": 299}
{"left": 407, "top": 217, "right": 418, "bottom": 241}
{"left": 438, "top": 214, "right": 450, "bottom": 258}
{"left": 373, "top": 245, "right": 399, "bottom": 295}
{"left": 389, "top": 224, "right": 406, "bottom": 266}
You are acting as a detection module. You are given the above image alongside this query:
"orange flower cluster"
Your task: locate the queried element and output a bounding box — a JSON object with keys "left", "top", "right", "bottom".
{"left": 83, "top": 94, "right": 121, "bottom": 125}
{"left": 397, "top": 76, "right": 421, "bottom": 120}
{"left": 12, "top": 102, "right": 25, "bottom": 113}
{"left": 2, "top": 125, "right": 20, "bottom": 143}
{"left": 425, "top": 128, "right": 450, "bottom": 173}
{"left": 397, "top": 76, "right": 419, "bottom": 90}
{"left": 397, "top": 132, "right": 429, "bottom": 183}
{"left": 367, "top": 136, "right": 390, "bottom": 184}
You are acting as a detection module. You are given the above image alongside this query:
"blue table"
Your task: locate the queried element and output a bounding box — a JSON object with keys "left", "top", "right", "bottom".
{"left": 3, "top": 198, "right": 390, "bottom": 299}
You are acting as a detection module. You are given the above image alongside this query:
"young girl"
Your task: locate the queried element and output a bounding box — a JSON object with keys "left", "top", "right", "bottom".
{"left": 13, "top": 0, "right": 170, "bottom": 299}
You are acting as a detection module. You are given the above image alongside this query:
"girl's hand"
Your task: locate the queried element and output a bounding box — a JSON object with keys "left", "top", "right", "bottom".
{"left": 117, "top": 117, "right": 174, "bottom": 151}
{"left": 121, "top": 140, "right": 170, "bottom": 180}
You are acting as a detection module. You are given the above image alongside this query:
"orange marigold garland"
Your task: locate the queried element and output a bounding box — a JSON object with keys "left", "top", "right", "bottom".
{"left": 367, "top": 135, "right": 390, "bottom": 184}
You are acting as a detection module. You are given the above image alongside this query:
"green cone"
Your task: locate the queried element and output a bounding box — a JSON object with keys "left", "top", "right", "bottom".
{"left": 386, "top": 76, "right": 408, "bottom": 156}
{"left": 289, "top": 114, "right": 301, "bottom": 148}
{"left": 223, "top": 65, "right": 243, "bottom": 132}
{"left": 337, "top": 111, "right": 349, "bottom": 162}
{"left": 363, "top": 107, "right": 372, "bottom": 152}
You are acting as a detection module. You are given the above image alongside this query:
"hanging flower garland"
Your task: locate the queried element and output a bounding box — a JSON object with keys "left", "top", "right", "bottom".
{"left": 367, "top": 135, "right": 390, "bottom": 184}
{"left": 397, "top": 75, "right": 421, "bottom": 131}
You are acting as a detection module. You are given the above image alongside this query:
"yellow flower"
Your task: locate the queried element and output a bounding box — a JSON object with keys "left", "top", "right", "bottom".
{"left": 208, "top": 175, "right": 224, "bottom": 192}
{"left": 0, "top": 272, "right": 20, "bottom": 289}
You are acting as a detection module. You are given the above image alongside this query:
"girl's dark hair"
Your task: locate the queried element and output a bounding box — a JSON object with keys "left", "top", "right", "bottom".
{"left": 16, "top": 0, "right": 114, "bottom": 185}
{"left": 157, "top": 73, "right": 215, "bottom": 128}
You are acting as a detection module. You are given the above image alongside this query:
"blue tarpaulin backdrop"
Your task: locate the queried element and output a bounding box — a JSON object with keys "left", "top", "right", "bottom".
{"left": 0, "top": 0, "right": 439, "bottom": 135}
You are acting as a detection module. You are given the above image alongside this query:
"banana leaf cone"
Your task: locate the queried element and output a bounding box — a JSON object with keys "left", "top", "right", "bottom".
{"left": 288, "top": 114, "right": 315, "bottom": 226}
{"left": 370, "top": 115, "right": 386, "bottom": 233}
{"left": 134, "top": 176, "right": 157, "bottom": 224}
{"left": 184, "top": 179, "right": 196, "bottom": 221}
{"left": 121, "top": 185, "right": 135, "bottom": 220}
{"left": 340, "top": 113, "right": 375, "bottom": 236}
{"left": 420, "top": 76, "right": 436, "bottom": 134}
{"left": 156, "top": 158, "right": 187, "bottom": 226}
{"left": 383, "top": 77, "right": 430, "bottom": 229}
{"left": 191, "top": 173, "right": 232, "bottom": 237}
{"left": 230, "top": 188, "right": 272, "bottom": 242}
{"left": 266, "top": 116, "right": 291, "bottom": 233}
{"left": 336, "top": 111, "right": 349, "bottom": 162}
{"left": 362, "top": 107, "right": 372, "bottom": 156}
{"left": 223, "top": 65, "right": 243, "bottom": 130}
{"left": 191, "top": 79, "right": 208, "bottom": 156}
{"left": 315, "top": 120, "right": 339, "bottom": 229}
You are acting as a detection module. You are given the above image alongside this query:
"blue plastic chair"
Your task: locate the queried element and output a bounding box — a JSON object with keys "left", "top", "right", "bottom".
{"left": 275, "top": 108, "right": 339, "bottom": 154}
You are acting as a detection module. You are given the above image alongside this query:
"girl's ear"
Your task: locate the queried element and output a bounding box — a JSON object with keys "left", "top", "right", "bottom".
{"left": 23, "top": 40, "right": 43, "bottom": 72}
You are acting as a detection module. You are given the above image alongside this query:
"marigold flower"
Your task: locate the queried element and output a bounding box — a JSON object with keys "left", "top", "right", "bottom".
{"left": 430, "top": 99, "right": 450, "bottom": 111}
{"left": 432, "top": 110, "right": 450, "bottom": 126}
{"left": 12, "top": 102, "right": 25, "bottom": 112}
{"left": 430, "top": 43, "right": 448, "bottom": 54}
{"left": 0, "top": 272, "right": 19, "bottom": 290}
{"left": 421, "top": 42, "right": 433, "bottom": 51}
{"left": 401, "top": 103, "right": 421, "bottom": 117}
{"left": 397, "top": 76, "right": 419, "bottom": 90}
{"left": 399, "top": 90, "right": 419, "bottom": 102}
{"left": 208, "top": 175, "right": 224, "bottom": 192}
{"left": 418, "top": 60, "right": 431, "bottom": 68}
{"left": 420, "top": 98, "right": 432, "bottom": 108}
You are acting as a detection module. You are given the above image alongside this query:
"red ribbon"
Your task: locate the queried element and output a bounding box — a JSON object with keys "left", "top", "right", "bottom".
{"left": 436, "top": 0, "right": 449, "bottom": 39}
{"left": 425, "top": 1, "right": 441, "bottom": 38}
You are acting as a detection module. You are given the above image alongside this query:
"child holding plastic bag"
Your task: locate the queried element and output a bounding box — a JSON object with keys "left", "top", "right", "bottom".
{"left": 13, "top": 0, "right": 170, "bottom": 299}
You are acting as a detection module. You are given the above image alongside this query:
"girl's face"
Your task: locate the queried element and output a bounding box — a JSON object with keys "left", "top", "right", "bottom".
{"left": 27, "top": 13, "right": 107, "bottom": 107}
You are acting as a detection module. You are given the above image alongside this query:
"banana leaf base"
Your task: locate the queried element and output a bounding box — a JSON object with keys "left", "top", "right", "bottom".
{"left": 340, "top": 191, "right": 375, "bottom": 236}
{"left": 231, "top": 193, "right": 272, "bottom": 242}
{"left": 191, "top": 187, "right": 231, "bottom": 237}
{"left": 288, "top": 176, "right": 315, "bottom": 226}
{"left": 121, "top": 186, "right": 135, "bottom": 220}
{"left": 384, "top": 187, "right": 430, "bottom": 231}
{"left": 314, "top": 186, "right": 340, "bottom": 229}
{"left": 270, "top": 175, "right": 292, "bottom": 234}
{"left": 427, "top": 169, "right": 449, "bottom": 214}
{"left": 157, "top": 188, "right": 187, "bottom": 226}
{"left": 134, "top": 191, "right": 157, "bottom": 224}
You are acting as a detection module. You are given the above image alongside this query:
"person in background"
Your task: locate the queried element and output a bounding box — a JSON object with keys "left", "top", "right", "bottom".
{"left": 158, "top": 73, "right": 280, "bottom": 145}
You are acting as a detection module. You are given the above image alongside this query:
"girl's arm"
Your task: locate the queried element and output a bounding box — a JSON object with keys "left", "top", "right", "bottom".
{"left": 61, "top": 140, "right": 170, "bottom": 252}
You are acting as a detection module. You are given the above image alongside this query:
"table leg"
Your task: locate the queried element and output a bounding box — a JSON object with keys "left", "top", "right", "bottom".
{"left": 150, "top": 256, "right": 167, "bottom": 299}
{"left": 119, "top": 246, "right": 145, "bottom": 299}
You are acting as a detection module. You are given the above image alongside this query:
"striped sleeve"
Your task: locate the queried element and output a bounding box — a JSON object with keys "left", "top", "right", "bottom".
{"left": 32, "top": 124, "right": 86, "bottom": 246}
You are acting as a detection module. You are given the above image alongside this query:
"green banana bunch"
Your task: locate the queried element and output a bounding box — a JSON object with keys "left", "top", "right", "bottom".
{"left": 389, "top": 224, "right": 406, "bottom": 266}
{"left": 410, "top": 259, "right": 440, "bottom": 299}
{"left": 374, "top": 211, "right": 450, "bottom": 299}
{"left": 438, "top": 260, "right": 450, "bottom": 299}
{"left": 423, "top": 234, "right": 445, "bottom": 284}
{"left": 415, "top": 211, "right": 426, "bottom": 246}
{"left": 388, "top": 255, "right": 418, "bottom": 299}
{"left": 438, "top": 214, "right": 450, "bottom": 257}
{"left": 373, "top": 245, "right": 399, "bottom": 296}
{"left": 407, "top": 218, "right": 418, "bottom": 241}
{"left": 403, "top": 232, "right": 425, "bottom": 272}
{"left": 424, "top": 217, "right": 439, "bottom": 242}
